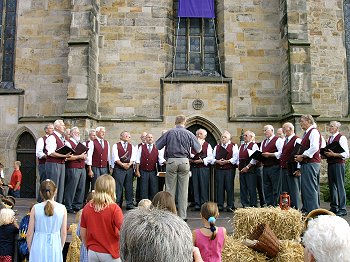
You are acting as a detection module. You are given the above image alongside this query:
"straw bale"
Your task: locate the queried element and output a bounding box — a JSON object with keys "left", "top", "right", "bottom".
{"left": 222, "top": 236, "right": 268, "bottom": 262}
{"left": 222, "top": 237, "right": 304, "bottom": 262}
{"left": 274, "top": 240, "right": 304, "bottom": 262}
{"left": 232, "top": 207, "right": 303, "bottom": 240}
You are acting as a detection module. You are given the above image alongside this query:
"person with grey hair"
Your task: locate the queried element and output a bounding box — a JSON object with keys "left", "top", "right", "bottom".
{"left": 295, "top": 114, "right": 322, "bottom": 214}
{"left": 260, "top": 125, "right": 284, "bottom": 206}
{"left": 324, "top": 121, "right": 349, "bottom": 216}
{"left": 45, "top": 119, "right": 71, "bottom": 203}
{"left": 189, "top": 129, "right": 213, "bottom": 210}
{"left": 156, "top": 115, "right": 201, "bottom": 220}
{"left": 120, "top": 208, "right": 195, "bottom": 262}
{"left": 280, "top": 122, "right": 302, "bottom": 209}
{"left": 212, "top": 130, "right": 239, "bottom": 212}
{"left": 276, "top": 127, "right": 285, "bottom": 140}
{"left": 303, "top": 215, "right": 350, "bottom": 262}
{"left": 238, "top": 130, "right": 259, "bottom": 207}
{"left": 35, "top": 123, "right": 54, "bottom": 190}
{"left": 112, "top": 131, "right": 137, "bottom": 210}
{"left": 63, "top": 127, "right": 87, "bottom": 213}
{"left": 86, "top": 126, "right": 111, "bottom": 190}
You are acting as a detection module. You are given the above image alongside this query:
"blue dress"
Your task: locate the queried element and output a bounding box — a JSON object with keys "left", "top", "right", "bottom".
{"left": 29, "top": 202, "right": 66, "bottom": 262}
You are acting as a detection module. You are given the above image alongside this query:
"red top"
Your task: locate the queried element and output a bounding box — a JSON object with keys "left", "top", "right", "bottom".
{"left": 10, "top": 169, "right": 22, "bottom": 190}
{"left": 81, "top": 202, "right": 123, "bottom": 258}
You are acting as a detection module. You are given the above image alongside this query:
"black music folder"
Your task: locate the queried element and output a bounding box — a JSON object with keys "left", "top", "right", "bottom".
{"left": 248, "top": 149, "right": 265, "bottom": 163}
{"left": 55, "top": 145, "right": 75, "bottom": 155}
{"left": 74, "top": 142, "right": 89, "bottom": 155}
{"left": 320, "top": 141, "right": 345, "bottom": 157}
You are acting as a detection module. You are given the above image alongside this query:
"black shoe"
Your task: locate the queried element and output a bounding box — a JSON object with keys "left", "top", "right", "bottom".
{"left": 329, "top": 208, "right": 338, "bottom": 214}
{"left": 192, "top": 206, "right": 200, "bottom": 211}
{"left": 336, "top": 211, "right": 347, "bottom": 217}
{"left": 126, "top": 206, "right": 135, "bottom": 210}
{"left": 67, "top": 209, "right": 76, "bottom": 214}
{"left": 218, "top": 207, "right": 224, "bottom": 212}
{"left": 183, "top": 218, "right": 188, "bottom": 222}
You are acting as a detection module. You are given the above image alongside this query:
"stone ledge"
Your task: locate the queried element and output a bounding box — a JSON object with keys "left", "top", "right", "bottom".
{"left": 0, "top": 88, "right": 24, "bottom": 95}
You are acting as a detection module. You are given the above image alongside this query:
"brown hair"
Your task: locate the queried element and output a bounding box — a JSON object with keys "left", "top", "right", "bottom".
{"left": 200, "top": 202, "right": 219, "bottom": 240}
{"left": 152, "top": 191, "right": 177, "bottom": 214}
{"left": 39, "top": 179, "right": 57, "bottom": 216}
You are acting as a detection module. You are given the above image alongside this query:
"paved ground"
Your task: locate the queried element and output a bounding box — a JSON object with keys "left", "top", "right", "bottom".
{"left": 12, "top": 198, "right": 349, "bottom": 237}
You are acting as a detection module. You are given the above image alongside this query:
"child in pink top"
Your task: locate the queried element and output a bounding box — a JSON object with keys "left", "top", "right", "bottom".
{"left": 192, "top": 202, "right": 227, "bottom": 262}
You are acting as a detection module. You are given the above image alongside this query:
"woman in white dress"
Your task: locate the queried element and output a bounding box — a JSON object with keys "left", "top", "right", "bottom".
{"left": 27, "top": 179, "right": 67, "bottom": 262}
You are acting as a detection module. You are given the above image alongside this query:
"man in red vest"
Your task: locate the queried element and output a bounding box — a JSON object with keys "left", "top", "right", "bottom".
{"left": 135, "top": 133, "right": 160, "bottom": 201}
{"left": 135, "top": 132, "right": 148, "bottom": 203}
{"left": 84, "top": 129, "right": 96, "bottom": 200}
{"left": 64, "top": 127, "right": 87, "bottom": 213}
{"left": 212, "top": 130, "right": 238, "bottom": 212}
{"left": 189, "top": 129, "right": 213, "bottom": 211}
{"left": 45, "top": 119, "right": 71, "bottom": 203}
{"left": 36, "top": 123, "right": 54, "bottom": 184}
{"left": 238, "top": 130, "right": 259, "bottom": 207}
{"left": 280, "top": 122, "right": 302, "bottom": 209}
{"left": 260, "top": 125, "right": 284, "bottom": 206}
{"left": 324, "top": 121, "right": 349, "bottom": 216}
{"left": 112, "top": 131, "right": 136, "bottom": 209}
{"left": 86, "top": 126, "right": 111, "bottom": 190}
{"left": 295, "top": 114, "right": 322, "bottom": 214}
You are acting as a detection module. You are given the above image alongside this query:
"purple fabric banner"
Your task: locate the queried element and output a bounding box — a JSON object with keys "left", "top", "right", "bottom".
{"left": 178, "top": 0, "right": 215, "bottom": 18}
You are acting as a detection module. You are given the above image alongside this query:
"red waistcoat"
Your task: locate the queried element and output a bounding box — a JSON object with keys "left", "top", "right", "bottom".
{"left": 140, "top": 144, "right": 158, "bottom": 171}
{"left": 261, "top": 136, "right": 279, "bottom": 166}
{"left": 327, "top": 133, "right": 345, "bottom": 164}
{"left": 117, "top": 142, "right": 133, "bottom": 163}
{"left": 215, "top": 143, "right": 237, "bottom": 170}
{"left": 46, "top": 133, "right": 66, "bottom": 164}
{"left": 238, "top": 142, "right": 254, "bottom": 170}
{"left": 280, "top": 136, "right": 298, "bottom": 168}
{"left": 66, "top": 140, "right": 85, "bottom": 169}
{"left": 92, "top": 139, "right": 109, "bottom": 168}
{"left": 301, "top": 128, "right": 321, "bottom": 163}
{"left": 191, "top": 142, "right": 209, "bottom": 168}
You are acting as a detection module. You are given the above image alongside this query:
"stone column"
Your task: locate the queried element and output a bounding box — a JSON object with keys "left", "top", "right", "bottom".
{"left": 286, "top": 0, "right": 316, "bottom": 117}
{"left": 63, "top": 0, "right": 100, "bottom": 119}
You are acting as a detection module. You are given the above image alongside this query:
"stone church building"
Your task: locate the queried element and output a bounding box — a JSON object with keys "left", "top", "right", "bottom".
{"left": 0, "top": 0, "right": 349, "bottom": 197}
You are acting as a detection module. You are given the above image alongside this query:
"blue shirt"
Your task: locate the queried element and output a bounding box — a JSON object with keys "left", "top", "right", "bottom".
{"left": 156, "top": 126, "right": 201, "bottom": 158}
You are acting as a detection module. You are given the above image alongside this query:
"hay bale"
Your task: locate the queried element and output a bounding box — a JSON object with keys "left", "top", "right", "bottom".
{"left": 222, "top": 237, "right": 304, "bottom": 262}
{"left": 273, "top": 240, "right": 304, "bottom": 262}
{"left": 222, "top": 236, "right": 268, "bottom": 262}
{"left": 232, "top": 207, "right": 303, "bottom": 240}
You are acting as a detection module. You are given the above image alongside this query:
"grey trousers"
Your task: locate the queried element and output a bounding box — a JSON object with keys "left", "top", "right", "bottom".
{"left": 239, "top": 168, "right": 257, "bottom": 207}
{"left": 191, "top": 166, "right": 210, "bottom": 207}
{"left": 166, "top": 158, "right": 190, "bottom": 219}
{"left": 37, "top": 163, "right": 47, "bottom": 201}
{"left": 255, "top": 166, "right": 266, "bottom": 206}
{"left": 45, "top": 162, "right": 65, "bottom": 203}
{"left": 64, "top": 167, "right": 86, "bottom": 211}
{"left": 88, "top": 250, "right": 121, "bottom": 262}
{"left": 140, "top": 170, "right": 158, "bottom": 200}
{"left": 328, "top": 163, "right": 347, "bottom": 212}
{"left": 301, "top": 162, "right": 320, "bottom": 213}
{"left": 113, "top": 166, "right": 134, "bottom": 208}
{"left": 263, "top": 165, "right": 282, "bottom": 206}
{"left": 91, "top": 166, "right": 109, "bottom": 190}
{"left": 281, "top": 168, "right": 301, "bottom": 209}
{"left": 215, "top": 168, "right": 236, "bottom": 209}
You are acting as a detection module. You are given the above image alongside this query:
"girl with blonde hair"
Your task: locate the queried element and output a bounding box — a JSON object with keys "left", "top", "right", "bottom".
{"left": 27, "top": 179, "right": 67, "bottom": 262}
{"left": 0, "top": 208, "right": 19, "bottom": 261}
{"left": 80, "top": 174, "right": 124, "bottom": 262}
